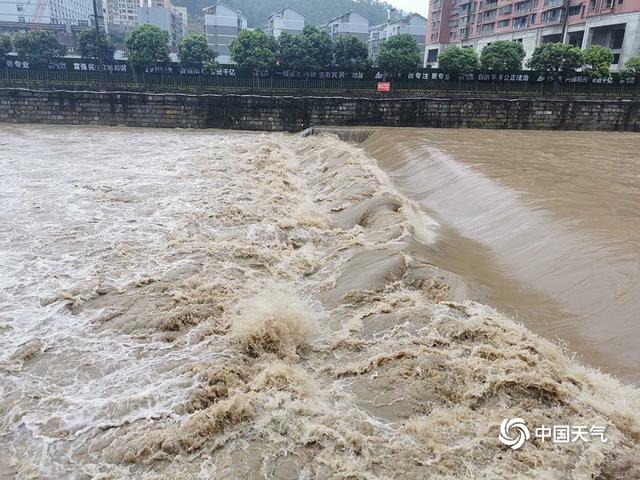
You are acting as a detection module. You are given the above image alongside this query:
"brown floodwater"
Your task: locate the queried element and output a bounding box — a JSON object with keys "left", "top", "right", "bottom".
{"left": 1, "top": 125, "right": 639, "bottom": 478}
{"left": 363, "top": 128, "right": 640, "bottom": 383}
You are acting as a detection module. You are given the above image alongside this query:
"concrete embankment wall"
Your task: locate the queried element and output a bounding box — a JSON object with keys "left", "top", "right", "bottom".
{"left": 1, "top": 88, "right": 639, "bottom": 131}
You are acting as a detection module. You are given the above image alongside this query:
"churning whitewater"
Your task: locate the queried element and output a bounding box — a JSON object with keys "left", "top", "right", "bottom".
{"left": 1, "top": 125, "right": 639, "bottom": 479}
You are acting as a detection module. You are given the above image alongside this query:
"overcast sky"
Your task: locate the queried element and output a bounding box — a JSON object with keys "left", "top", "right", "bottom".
{"left": 388, "top": 0, "right": 428, "bottom": 16}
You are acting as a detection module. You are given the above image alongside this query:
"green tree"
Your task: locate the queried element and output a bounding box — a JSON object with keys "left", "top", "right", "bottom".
{"left": 621, "top": 56, "right": 640, "bottom": 79}
{"left": 277, "top": 32, "right": 303, "bottom": 70}
{"left": 437, "top": 45, "right": 479, "bottom": 73}
{"left": 480, "top": 41, "right": 525, "bottom": 71}
{"left": 230, "top": 29, "right": 277, "bottom": 72}
{"left": 333, "top": 35, "right": 370, "bottom": 71}
{"left": 202, "top": 59, "right": 221, "bottom": 74}
{"left": 0, "top": 33, "right": 12, "bottom": 60}
{"left": 526, "top": 42, "right": 583, "bottom": 72}
{"left": 582, "top": 44, "right": 613, "bottom": 78}
{"left": 377, "top": 34, "right": 421, "bottom": 73}
{"left": 12, "top": 30, "right": 66, "bottom": 65}
{"left": 124, "top": 24, "right": 170, "bottom": 69}
{"left": 77, "top": 29, "right": 115, "bottom": 61}
{"left": 178, "top": 33, "right": 217, "bottom": 69}
{"left": 278, "top": 26, "right": 332, "bottom": 71}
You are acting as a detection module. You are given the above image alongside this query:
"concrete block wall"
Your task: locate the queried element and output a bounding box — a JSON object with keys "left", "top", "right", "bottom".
{"left": 1, "top": 88, "right": 639, "bottom": 132}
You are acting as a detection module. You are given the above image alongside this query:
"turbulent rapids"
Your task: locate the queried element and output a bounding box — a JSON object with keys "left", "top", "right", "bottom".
{"left": 1, "top": 125, "right": 640, "bottom": 479}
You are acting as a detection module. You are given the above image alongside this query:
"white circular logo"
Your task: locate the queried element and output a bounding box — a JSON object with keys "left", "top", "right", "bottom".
{"left": 499, "top": 418, "right": 530, "bottom": 450}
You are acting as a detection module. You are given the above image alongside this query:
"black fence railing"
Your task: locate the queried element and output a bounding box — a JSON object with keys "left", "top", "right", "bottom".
{"left": 1, "top": 68, "right": 639, "bottom": 98}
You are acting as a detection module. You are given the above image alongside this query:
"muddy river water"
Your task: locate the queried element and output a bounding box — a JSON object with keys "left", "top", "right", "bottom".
{"left": 363, "top": 128, "right": 640, "bottom": 383}
{"left": 1, "top": 125, "right": 639, "bottom": 478}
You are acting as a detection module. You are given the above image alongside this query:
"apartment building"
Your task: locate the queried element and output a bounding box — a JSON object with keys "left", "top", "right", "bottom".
{"left": 369, "top": 13, "right": 428, "bottom": 60}
{"left": 0, "top": 0, "right": 98, "bottom": 53}
{"left": 139, "top": 0, "right": 186, "bottom": 48}
{"left": 425, "top": 0, "right": 640, "bottom": 70}
{"left": 0, "top": 0, "right": 94, "bottom": 26}
{"left": 172, "top": 4, "right": 187, "bottom": 36}
{"left": 203, "top": 1, "right": 247, "bottom": 64}
{"left": 139, "top": 8, "right": 184, "bottom": 48}
{"left": 324, "top": 11, "right": 370, "bottom": 43}
{"left": 266, "top": 7, "right": 305, "bottom": 38}
{"left": 103, "top": 0, "right": 141, "bottom": 29}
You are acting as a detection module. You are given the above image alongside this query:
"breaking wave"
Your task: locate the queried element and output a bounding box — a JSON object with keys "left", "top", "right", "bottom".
{"left": 0, "top": 125, "right": 638, "bottom": 479}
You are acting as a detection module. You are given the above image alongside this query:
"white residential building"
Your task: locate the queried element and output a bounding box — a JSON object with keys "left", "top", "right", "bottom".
{"left": 171, "top": 4, "right": 187, "bottom": 36}
{"left": 0, "top": 0, "right": 93, "bottom": 25}
{"left": 266, "top": 7, "right": 304, "bottom": 38}
{"left": 324, "top": 11, "right": 370, "bottom": 44}
{"left": 103, "top": 0, "right": 141, "bottom": 28}
{"left": 203, "top": 1, "right": 247, "bottom": 64}
{"left": 369, "top": 13, "right": 428, "bottom": 61}
{"left": 139, "top": 5, "right": 185, "bottom": 47}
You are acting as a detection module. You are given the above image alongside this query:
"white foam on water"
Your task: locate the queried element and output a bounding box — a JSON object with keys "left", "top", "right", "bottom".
{"left": 0, "top": 125, "right": 638, "bottom": 479}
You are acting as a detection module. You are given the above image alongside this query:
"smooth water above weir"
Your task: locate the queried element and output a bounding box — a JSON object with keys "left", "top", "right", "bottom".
{"left": 362, "top": 128, "right": 640, "bottom": 383}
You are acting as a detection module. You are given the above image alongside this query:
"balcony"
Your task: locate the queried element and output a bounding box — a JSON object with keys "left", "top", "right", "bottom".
{"left": 512, "top": 16, "right": 529, "bottom": 28}
{"left": 541, "top": 7, "right": 564, "bottom": 22}
{"left": 480, "top": 22, "right": 495, "bottom": 33}
{"left": 514, "top": 1, "right": 532, "bottom": 13}
{"left": 483, "top": 10, "right": 497, "bottom": 20}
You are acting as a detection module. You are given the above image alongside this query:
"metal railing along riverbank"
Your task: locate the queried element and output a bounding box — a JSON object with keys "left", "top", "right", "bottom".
{"left": 1, "top": 69, "right": 639, "bottom": 97}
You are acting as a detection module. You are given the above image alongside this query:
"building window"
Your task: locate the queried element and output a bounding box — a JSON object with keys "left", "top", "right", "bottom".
{"left": 17, "top": 4, "right": 23, "bottom": 11}
{"left": 497, "top": 19, "right": 510, "bottom": 27}
{"left": 612, "top": 53, "right": 620, "bottom": 64}
{"left": 513, "top": 16, "right": 528, "bottom": 28}
{"left": 483, "top": 9, "right": 496, "bottom": 20}
{"left": 481, "top": 23, "right": 495, "bottom": 33}
{"left": 541, "top": 8, "right": 563, "bottom": 22}
{"left": 612, "top": 29, "right": 625, "bottom": 49}
{"left": 588, "top": 0, "right": 596, "bottom": 10}
{"left": 604, "top": 0, "right": 614, "bottom": 7}
{"left": 18, "top": 15, "right": 25, "bottom": 22}
{"left": 568, "top": 5, "right": 582, "bottom": 15}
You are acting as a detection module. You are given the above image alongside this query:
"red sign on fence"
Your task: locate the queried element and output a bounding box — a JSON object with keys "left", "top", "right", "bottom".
{"left": 377, "top": 82, "right": 391, "bottom": 92}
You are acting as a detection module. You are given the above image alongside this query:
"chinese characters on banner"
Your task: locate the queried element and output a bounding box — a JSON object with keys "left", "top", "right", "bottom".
{"left": 3, "top": 59, "right": 636, "bottom": 85}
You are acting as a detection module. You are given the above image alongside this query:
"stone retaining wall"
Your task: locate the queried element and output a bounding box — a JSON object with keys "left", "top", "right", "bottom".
{"left": 1, "top": 88, "right": 638, "bottom": 131}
